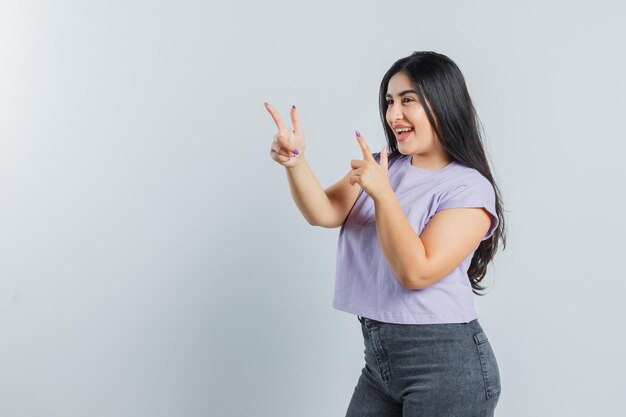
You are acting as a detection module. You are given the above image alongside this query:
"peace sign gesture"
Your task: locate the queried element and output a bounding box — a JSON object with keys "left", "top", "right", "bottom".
{"left": 349, "top": 131, "right": 393, "bottom": 202}
{"left": 265, "top": 102, "right": 306, "bottom": 168}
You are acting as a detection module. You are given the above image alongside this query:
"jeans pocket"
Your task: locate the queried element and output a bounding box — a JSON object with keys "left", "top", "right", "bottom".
{"left": 473, "top": 331, "right": 501, "bottom": 400}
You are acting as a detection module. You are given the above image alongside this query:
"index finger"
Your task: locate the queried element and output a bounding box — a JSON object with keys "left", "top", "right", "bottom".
{"left": 264, "top": 102, "right": 289, "bottom": 133}
{"left": 355, "top": 131, "right": 374, "bottom": 161}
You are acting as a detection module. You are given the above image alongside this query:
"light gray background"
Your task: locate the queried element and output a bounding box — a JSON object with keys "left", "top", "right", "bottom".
{"left": 1, "top": 0, "right": 624, "bottom": 416}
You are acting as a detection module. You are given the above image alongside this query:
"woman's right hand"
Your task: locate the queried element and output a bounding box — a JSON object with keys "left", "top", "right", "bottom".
{"left": 265, "top": 102, "right": 306, "bottom": 168}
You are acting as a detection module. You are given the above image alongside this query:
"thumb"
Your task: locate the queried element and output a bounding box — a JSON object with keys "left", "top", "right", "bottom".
{"left": 380, "top": 146, "right": 388, "bottom": 171}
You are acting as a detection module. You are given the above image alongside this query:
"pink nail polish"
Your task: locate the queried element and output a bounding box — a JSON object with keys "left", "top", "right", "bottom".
{"left": 355, "top": 130, "right": 361, "bottom": 137}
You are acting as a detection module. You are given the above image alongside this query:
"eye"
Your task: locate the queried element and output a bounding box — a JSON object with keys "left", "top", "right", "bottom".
{"left": 386, "top": 97, "right": 414, "bottom": 106}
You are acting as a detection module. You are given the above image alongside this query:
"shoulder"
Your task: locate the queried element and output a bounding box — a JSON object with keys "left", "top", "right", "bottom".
{"left": 447, "top": 163, "right": 494, "bottom": 193}
{"left": 436, "top": 163, "right": 499, "bottom": 239}
{"left": 449, "top": 161, "right": 488, "bottom": 181}
{"left": 438, "top": 163, "right": 496, "bottom": 207}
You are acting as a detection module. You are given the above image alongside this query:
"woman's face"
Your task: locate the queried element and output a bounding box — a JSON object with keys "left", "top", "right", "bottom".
{"left": 385, "top": 71, "right": 442, "bottom": 158}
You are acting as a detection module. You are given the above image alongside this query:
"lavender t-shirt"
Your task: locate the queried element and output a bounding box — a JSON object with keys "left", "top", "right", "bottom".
{"left": 332, "top": 152, "right": 499, "bottom": 325}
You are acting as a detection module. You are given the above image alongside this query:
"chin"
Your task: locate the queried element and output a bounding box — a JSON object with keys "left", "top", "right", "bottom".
{"left": 396, "top": 143, "right": 413, "bottom": 154}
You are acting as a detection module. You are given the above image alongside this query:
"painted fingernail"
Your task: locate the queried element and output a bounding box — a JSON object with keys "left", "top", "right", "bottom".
{"left": 293, "top": 149, "right": 299, "bottom": 155}
{"left": 292, "top": 105, "right": 296, "bottom": 109}
{"left": 355, "top": 130, "right": 361, "bottom": 137}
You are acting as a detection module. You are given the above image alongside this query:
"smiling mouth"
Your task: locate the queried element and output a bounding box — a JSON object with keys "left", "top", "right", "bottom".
{"left": 396, "top": 129, "right": 413, "bottom": 141}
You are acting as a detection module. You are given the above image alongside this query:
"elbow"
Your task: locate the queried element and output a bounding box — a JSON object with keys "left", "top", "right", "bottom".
{"left": 306, "top": 217, "right": 339, "bottom": 229}
{"left": 398, "top": 261, "right": 427, "bottom": 289}
{"left": 307, "top": 215, "right": 342, "bottom": 229}
{"left": 400, "top": 255, "right": 443, "bottom": 289}
{"left": 402, "top": 268, "right": 438, "bottom": 290}
{"left": 305, "top": 214, "right": 324, "bottom": 227}
{"left": 401, "top": 273, "right": 428, "bottom": 290}
{"left": 403, "top": 269, "right": 450, "bottom": 290}
{"left": 306, "top": 217, "right": 319, "bottom": 227}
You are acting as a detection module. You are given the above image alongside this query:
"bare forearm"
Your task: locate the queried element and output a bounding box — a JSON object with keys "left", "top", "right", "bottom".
{"left": 373, "top": 190, "right": 427, "bottom": 289}
{"left": 285, "top": 156, "right": 335, "bottom": 226}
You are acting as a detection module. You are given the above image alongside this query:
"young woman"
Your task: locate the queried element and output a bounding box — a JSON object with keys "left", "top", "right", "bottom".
{"left": 265, "top": 51, "right": 506, "bottom": 417}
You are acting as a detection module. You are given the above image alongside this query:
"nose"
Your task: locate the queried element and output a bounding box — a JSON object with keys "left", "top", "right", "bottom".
{"left": 387, "top": 102, "right": 405, "bottom": 123}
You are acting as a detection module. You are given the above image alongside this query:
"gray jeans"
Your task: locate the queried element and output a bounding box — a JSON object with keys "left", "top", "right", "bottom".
{"left": 346, "top": 316, "right": 501, "bottom": 417}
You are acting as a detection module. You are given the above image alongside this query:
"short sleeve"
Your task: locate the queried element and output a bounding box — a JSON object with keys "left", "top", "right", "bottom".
{"left": 436, "top": 178, "right": 499, "bottom": 241}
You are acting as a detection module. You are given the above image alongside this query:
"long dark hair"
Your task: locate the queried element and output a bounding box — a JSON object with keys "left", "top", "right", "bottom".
{"left": 379, "top": 51, "right": 507, "bottom": 294}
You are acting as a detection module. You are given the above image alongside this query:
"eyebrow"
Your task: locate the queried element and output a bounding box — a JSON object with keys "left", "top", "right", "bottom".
{"left": 385, "top": 89, "right": 419, "bottom": 98}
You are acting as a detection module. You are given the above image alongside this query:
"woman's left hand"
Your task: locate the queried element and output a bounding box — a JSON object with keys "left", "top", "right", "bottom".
{"left": 349, "top": 131, "right": 393, "bottom": 202}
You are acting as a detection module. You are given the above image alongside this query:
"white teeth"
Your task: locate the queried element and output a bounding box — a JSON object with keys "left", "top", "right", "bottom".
{"left": 395, "top": 127, "right": 413, "bottom": 133}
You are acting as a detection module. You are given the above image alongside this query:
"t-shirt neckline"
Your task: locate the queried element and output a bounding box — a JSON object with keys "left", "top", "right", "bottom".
{"left": 404, "top": 155, "right": 456, "bottom": 174}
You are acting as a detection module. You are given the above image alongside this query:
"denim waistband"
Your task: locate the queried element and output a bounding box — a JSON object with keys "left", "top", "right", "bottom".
{"left": 357, "top": 314, "right": 479, "bottom": 327}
